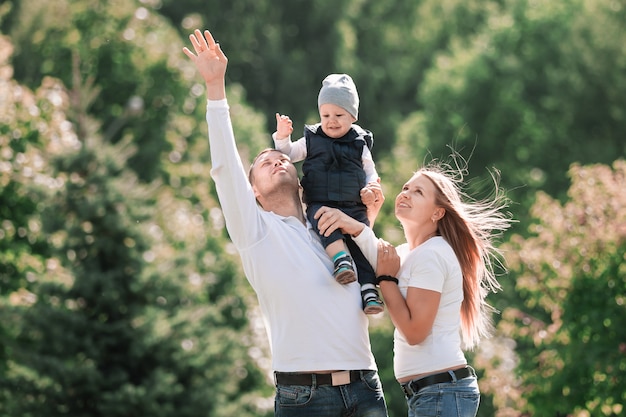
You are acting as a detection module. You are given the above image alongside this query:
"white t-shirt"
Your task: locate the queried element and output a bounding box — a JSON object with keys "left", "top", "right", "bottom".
{"left": 354, "top": 228, "right": 466, "bottom": 379}
{"left": 206, "top": 99, "right": 377, "bottom": 373}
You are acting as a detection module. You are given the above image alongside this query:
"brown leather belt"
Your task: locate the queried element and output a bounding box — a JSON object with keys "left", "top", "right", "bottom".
{"left": 274, "top": 370, "right": 368, "bottom": 387}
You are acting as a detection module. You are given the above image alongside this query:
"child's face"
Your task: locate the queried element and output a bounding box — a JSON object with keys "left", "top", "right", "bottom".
{"left": 319, "top": 103, "right": 356, "bottom": 139}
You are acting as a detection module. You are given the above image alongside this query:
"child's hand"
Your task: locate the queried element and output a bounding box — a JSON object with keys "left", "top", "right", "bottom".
{"left": 275, "top": 113, "right": 293, "bottom": 139}
{"left": 360, "top": 187, "right": 376, "bottom": 206}
{"left": 360, "top": 180, "right": 383, "bottom": 207}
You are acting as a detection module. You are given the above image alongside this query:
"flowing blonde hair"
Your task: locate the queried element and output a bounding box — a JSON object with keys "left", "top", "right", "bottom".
{"left": 419, "top": 160, "right": 512, "bottom": 350}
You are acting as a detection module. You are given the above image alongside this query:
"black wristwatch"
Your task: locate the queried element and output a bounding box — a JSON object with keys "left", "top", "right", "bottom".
{"left": 376, "top": 275, "right": 399, "bottom": 285}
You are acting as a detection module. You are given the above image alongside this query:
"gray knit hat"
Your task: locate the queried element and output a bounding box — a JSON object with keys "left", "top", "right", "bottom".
{"left": 317, "top": 74, "right": 359, "bottom": 120}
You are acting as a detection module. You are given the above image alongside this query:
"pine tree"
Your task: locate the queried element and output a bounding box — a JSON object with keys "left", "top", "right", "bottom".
{"left": 1, "top": 35, "right": 272, "bottom": 416}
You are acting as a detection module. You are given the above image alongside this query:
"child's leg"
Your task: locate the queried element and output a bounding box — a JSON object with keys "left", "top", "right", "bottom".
{"left": 326, "top": 240, "right": 357, "bottom": 284}
{"left": 345, "top": 236, "right": 384, "bottom": 315}
{"left": 307, "top": 203, "right": 356, "bottom": 284}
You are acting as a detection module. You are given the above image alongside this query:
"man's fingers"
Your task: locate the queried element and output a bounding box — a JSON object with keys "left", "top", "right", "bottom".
{"left": 314, "top": 207, "right": 326, "bottom": 219}
{"left": 203, "top": 30, "right": 216, "bottom": 47}
{"left": 182, "top": 46, "right": 197, "bottom": 60}
{"left": 188, "top": 29, "right": 214, "bottom": 53}
{"left": 195, "top": 29, "right": 209, "bottom": 49}
{"left": 189, "top": 32, "right": 203, "bottom": 53}
{"left": 214, "top": 42, "right": 228, "bottom": 62}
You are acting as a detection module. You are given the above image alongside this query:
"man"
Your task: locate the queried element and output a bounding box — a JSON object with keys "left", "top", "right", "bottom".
{"left": 182, "top": 29, "right": 388, "bottom": 417}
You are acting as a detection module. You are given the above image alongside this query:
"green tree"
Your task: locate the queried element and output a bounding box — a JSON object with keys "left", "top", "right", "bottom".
{"left": 4, "top": 0, "right": 191, "bottom": 181}
{"left": 369, "top": 318, "right": 406, "bottom": 417}
{"left": 161, "top": 0, "right": 363, "bottom": 137}
{"left": 492, "top": 161, "right": 626, "bottom": 416}
{"left": 0, "top": 35, "right": 47, "bottom": 295}
{"left": 4, "top": 0, "right": 626, "bottom": 414}
{"left": 415, "top": 0, "right": 626, "bottom": 218}
{"left": 0, "top": 35, "right": 272, "bottom": 417}
{"left": 0, "top": 32, "right": 55, "bottom": 380}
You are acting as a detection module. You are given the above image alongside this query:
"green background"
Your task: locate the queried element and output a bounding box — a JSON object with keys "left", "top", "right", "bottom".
{"left": 1, "top": 0, "right": 624, "bottom": 416}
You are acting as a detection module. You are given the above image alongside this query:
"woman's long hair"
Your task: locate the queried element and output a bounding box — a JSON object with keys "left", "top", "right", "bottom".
{"left": 420, "top": 161, "right": 512, "bottom": 350}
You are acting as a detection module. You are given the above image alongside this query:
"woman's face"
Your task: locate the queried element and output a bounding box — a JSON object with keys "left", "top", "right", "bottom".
{"left": 395, "top": 173, "right": 439, "bottom": 227}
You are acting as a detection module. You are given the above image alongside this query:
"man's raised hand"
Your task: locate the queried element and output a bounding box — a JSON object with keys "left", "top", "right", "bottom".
{"left": 182, "top": 29, "right": 227, "bottom": 99}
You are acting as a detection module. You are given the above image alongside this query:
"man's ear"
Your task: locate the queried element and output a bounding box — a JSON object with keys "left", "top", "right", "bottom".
{"left": 252, "top": 185, "right": 261, "bottom": 200}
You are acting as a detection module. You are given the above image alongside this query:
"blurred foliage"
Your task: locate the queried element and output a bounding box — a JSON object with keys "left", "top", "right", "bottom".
{"left": 0, "top": 33, "right": 57, "bottom": 379}
{"left": 4, "top": 0, "right": 191, "bottom": 182}
{"left": 1, "top": 0, "right": 625, "bottom": 415}
{"left": 369, "top": 317, "right": 406, "bottom": 417}
{"left": 416, "top": 0, "right": 626, "bottom": 218}
{"left": 0, "top": 17, "right": 272, "bottom": 417}
{"left": 483, "top": 161, "right": 626, "bottom": 416}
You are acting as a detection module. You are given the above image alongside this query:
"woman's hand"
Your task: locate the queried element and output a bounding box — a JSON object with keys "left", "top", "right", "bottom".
{"left": 376, "top": 240, "right": 400, "bottom": 277}
{"left": 314, "top": 207, "right": 365, "bottom": 237}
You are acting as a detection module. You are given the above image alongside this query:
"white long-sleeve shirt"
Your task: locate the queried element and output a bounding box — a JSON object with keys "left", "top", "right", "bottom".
{"left": 207, "top": 99, "right": 377, "bottom": 372}
{"left": 354, "top": 227, "right": 466, "bottom": 379}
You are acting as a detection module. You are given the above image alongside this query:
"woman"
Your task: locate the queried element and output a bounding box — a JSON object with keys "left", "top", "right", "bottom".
{"left": 315, "top": 161, "right": 512, "bottom": 417}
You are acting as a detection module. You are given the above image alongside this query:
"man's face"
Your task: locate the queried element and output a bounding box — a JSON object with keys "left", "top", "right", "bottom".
{"left": 250, "top": 150, "right": 299, "bottom": 199}
{"left": 319, "top": 103, "right": 356, "bottom": 139}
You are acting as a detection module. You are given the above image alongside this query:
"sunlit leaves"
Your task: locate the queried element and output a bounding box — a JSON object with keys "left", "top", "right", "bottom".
{"left": 497, "top": 161, "right": 626, "bottom": 416}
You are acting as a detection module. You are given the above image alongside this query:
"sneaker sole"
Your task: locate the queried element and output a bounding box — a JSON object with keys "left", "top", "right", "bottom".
{"left": 335, "top": 270, "right": 357, "bottom": 284}
{"left": 364, "top": 304, "right": 384, "bottom": 315}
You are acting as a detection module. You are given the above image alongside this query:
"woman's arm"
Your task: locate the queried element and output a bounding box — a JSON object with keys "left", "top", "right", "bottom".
{"left": 376, "top": 243, "right": 440, "bottom": 346}
{"left": 315, "top": 207, "right": 379, "bottom": 265}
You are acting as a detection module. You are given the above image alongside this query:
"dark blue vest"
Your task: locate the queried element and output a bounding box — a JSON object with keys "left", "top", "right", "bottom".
{"left": 301, "top": 124, "right": 373, "bottom": 204}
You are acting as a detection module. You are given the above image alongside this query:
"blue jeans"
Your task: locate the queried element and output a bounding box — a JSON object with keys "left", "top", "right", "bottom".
{"left": 274, "top": 370, "right": 388, "bottom": 417}
{"left": 406, "top": 374, "right": 479, "bottom": 417}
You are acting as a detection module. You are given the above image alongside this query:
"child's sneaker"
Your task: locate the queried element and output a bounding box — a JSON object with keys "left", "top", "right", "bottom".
{"left": 363, "top": 297, "right": 384, "bottom": 315}
{"left": 362, "top": 286, "right": 384, "bottom": 314}
{"left": 333, "top": 258, "right": 357, "bottom": 284}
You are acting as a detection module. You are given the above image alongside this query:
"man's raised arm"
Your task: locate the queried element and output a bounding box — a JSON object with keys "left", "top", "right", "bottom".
{"left": 182, "top": 29, "right": 263, "bottom": 249}
{"left": 182, "top": 29, "right": 227, "bottom": 101}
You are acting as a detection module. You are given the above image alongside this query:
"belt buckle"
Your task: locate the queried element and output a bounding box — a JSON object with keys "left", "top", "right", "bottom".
{"left": 401, "top": 382, "right": 415, "bottom": 398}
{"left": 331, "top": 371, "right": 351, "bottom": 386}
